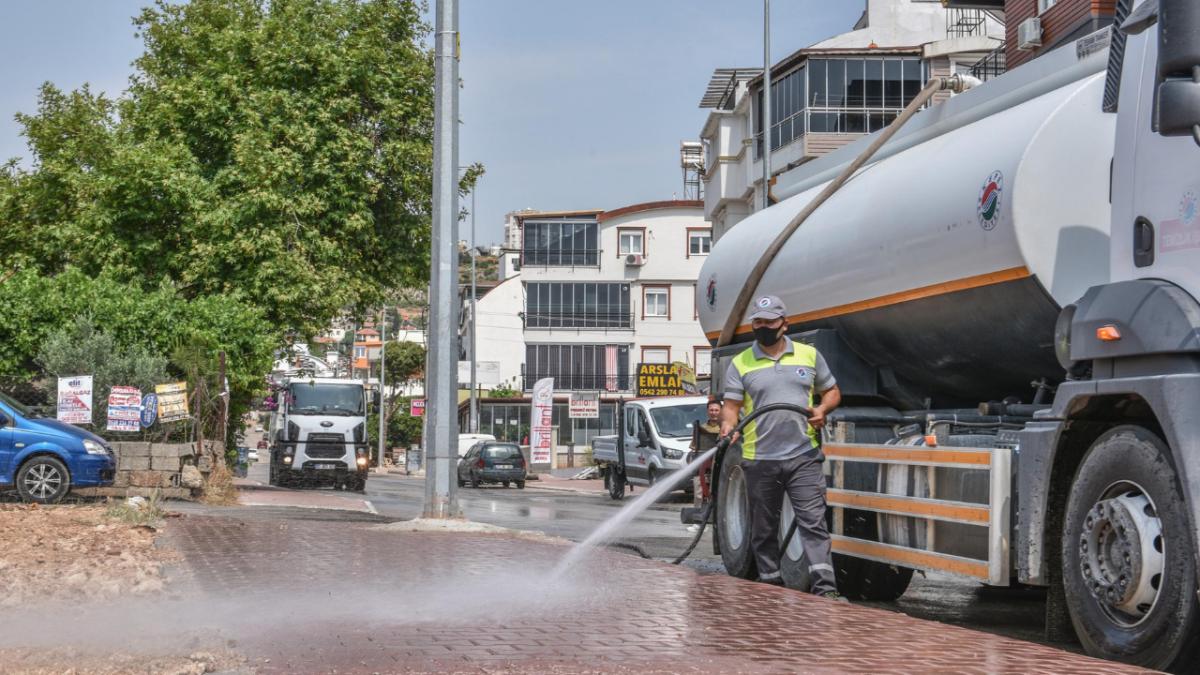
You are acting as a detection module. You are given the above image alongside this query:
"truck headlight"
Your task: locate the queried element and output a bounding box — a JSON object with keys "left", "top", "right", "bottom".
{"left": 283, "top": 455, "right": 293, "bottom": 464}
{"left": 82, "top": 440, "right": 109, "bottom": 455}
{"left": 283, "top": 444, "right": 295, "bottom": 456}
{"left": 662, "top": 447, "right": 683, "bottom": 460}
{"left": 356, "top": 456, "right": 368, "bottom": 466}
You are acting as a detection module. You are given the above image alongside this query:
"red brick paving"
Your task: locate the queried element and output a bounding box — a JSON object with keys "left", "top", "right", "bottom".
{"left": 161, "top": 515, "right": 1158, "bottom": 675}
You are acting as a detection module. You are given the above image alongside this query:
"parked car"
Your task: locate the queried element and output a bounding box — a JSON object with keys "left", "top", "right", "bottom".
{"left": 457, "top": 433, "right": 495, "bottom": 458}
{"left": 257, "top": 440, "right": 269, "bottom": 450}
{"left": 255, "top": 425, "right": 264, "bottom": 432}
{"left": 458, "top": 441, "right": 527, "bottom": 489}
{"left": 247, "top": 449, "right": 259, "bottom": 462}
{"left": 0, "top": 392, "right": 116, "bottom": 504}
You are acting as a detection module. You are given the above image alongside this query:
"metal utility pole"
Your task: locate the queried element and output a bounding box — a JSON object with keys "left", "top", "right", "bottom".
{"left": 762, "top": 0, "right": 772, "bottom": 210}
{"left": 424, "top": 0, "right": 461, "bottom": 519}
{"left": 377, "top": 308, "right": 387, "bottom": 467}
{"left": 470, "top": 181, "right": 478, "bottom": 434}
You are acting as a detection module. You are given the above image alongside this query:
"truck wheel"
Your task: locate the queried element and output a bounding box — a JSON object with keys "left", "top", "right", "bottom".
{"left": 606, "top": 469, "right": 625, "bottom": 501}
{"left": 717, "top": 447, "right": 757, "bottom": 579}
{"left": 835, "top": 461, "right": 913, "bottom": 601}
{"left": 1062, "top": 426, "right": 1200, "bottom": 672}
{"left": 779, "top": 500, "right": 811, "bottom": 591}
{"left": 16, "top": 456, "right": 71, "bottom": 504}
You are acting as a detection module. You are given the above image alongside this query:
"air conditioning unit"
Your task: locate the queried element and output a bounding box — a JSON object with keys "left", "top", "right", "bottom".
{"left": 1017, "top": 18, "right": 1043, "bottom": 51}
{"left": 625, "top": 254, "right": 646, "bottom": 267}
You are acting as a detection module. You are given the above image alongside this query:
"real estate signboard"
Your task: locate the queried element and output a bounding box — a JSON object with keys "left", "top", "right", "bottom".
{"left": 106, "top": 386, "right": 142, "bottom": 432}
{"left": 568, "top": 391, "right": 599, "bottom": 419}
{"left": 155, "top": 382, "right": 190, "bottom": 423}
{"left": 635, "top": 363, "right": 685, "bottom": 397}
{"left": 57, "top": 376, "right": 94, "bottom": 425}
{"left": 530, "top": 378, "right": 554, "bottom": 464}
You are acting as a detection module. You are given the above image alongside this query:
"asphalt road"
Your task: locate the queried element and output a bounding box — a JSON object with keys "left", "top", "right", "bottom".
{"left": 239, "top": 435, "right": 1072, "bottom": 653}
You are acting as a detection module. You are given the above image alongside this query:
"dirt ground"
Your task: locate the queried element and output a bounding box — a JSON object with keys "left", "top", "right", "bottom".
{"left": 0, "top": 504, "right": 180, "bottom": 606}
{"left": 0, "top": 648, "right": 247, "bottom": 675}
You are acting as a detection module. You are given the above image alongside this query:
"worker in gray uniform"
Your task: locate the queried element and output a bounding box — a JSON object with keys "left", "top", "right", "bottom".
{"left": 719, "top": 295, "right": 844, "bottom": 600}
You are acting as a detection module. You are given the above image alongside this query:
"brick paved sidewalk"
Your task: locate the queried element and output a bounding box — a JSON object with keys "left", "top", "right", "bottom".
{"left": 161, "top": 514, "right": 1157, "bottom": 675}
{"left": 233, "top": 477, "right": 377, "bottom": 513}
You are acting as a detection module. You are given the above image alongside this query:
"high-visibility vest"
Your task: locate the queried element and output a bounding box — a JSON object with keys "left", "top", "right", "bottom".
{"left": 732, "top": 343, "right": 818, "bottom": 460}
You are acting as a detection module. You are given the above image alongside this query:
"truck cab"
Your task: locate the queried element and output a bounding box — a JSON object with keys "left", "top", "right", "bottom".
{"left": 592, "top": 395, "right": 711, "bottom": 499}
{"left": 267, "top": 377, "right": 374, "bottom": 492}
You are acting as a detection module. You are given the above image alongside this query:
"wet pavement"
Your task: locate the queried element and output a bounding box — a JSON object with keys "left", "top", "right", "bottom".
{"left": 158, "top": 512, "right": 1157, "bottom": 675}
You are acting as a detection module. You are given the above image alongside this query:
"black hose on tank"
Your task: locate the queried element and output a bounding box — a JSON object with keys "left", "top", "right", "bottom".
{"left": 672, "top": 403, "right": 813, "bottom": 565}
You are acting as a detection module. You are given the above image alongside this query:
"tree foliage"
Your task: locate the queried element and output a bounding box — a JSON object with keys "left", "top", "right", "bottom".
{"left": 1, "top": 0, "right": 476, "bottom": 339}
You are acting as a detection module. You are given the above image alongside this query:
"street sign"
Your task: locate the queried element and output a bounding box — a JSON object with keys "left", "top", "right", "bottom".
{"left": 410, "top": 398, "right": 425, "bottom": 417}
{"left": 635, "top": 363, "right": 685, "bottom": 397}
{"left": 140, "top": 393, "right": 159, "bottom": 427}
{"left": 569, "top": 391, "right": 599, "bottom": 419}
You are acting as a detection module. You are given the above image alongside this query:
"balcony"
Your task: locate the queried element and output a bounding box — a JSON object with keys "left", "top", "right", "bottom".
{"left": 523, "top": 310, "right": 634, "bottom": 331}
{"left": 520, "top": 248, "right": 602, "bottom": 268}
{"left": 522, "top": 373, "right": 633, "bottom": 393}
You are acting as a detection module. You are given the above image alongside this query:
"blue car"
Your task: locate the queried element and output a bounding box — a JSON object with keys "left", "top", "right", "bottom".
{"left": 0, "top": 391, "right": 116, "bottom": 503}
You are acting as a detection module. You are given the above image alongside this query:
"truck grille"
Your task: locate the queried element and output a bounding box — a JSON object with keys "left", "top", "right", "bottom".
{"left": 306, "top": 433, "right": 346, "bottom": 459}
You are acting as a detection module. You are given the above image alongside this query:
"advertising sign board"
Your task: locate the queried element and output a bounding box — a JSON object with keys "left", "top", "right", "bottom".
{"left": 140, "top": 394, "right": 159, "bottom": 427}
{"left": 57, "top": 376, "right": 94, "bottom": 425}
{"left": 568, "top": 391, "right": 599, "bottom": 419}
{"left": 635, "top": 363, "right": 685, "bottom": 397}
{"left": 410, "top": 398, "right": 425, "bottom": 417}
{"left": 530, "top": 378, "right": 554, "bottom": 464}
{"left": 155, "top": 382, "right": 190, "bottom": 422}
{"left": 106, "top": 386, "right": 142, "bottom": 432}
{"left": 458, "top": 361, "right": 501, "bottom": 386}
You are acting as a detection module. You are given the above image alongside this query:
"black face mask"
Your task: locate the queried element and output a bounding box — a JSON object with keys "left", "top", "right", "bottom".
{"left": 753, "top": 324, "right": 784, "bottom": 347}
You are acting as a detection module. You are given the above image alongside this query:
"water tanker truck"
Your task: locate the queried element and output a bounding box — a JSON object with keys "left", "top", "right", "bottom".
{"left": 695, "top": 2, "right": 1200, "bottom": 670}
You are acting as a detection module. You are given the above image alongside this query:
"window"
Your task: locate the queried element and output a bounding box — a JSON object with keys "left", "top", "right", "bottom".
{"left": 695, "top": 347, "right": 713, "bottom": 378}
{"left": 643, "top": 286, "right": 670, "bottom": 318}
{"left": 688, "top": 230, "right": 711, "bottom": 257}
{"left": 521, "top": 219, "right": 599, "bottom": 266}
{"left": 618, "top": 229, "right": 644, "bottom": 256}
{"left": 642, "top": 347, "right": 670, "bottom": 364}
{"left": 525, "top": 343, "right": 630, "bottom": 391}
{"left": 756, "top": 57, "right": 926, "bottom": 156}
{"left": 1038, "top": 0, "right": 1058, "bottom": 13}
{"left": 526, "top": 282, "right": 631, "bottom": 329}
{"left": 354, "top": 346, "right": 366, "bottom": 359}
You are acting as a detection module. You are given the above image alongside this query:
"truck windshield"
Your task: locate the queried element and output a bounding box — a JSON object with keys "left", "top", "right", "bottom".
{"left": 288, "top": 383, "right": 364, "bottom": 416}
{"left": 649, "top": 403, "right": 710, "bottom": 438}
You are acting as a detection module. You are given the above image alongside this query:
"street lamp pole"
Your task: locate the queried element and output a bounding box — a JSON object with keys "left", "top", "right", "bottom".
{"left": 377, "top": 308, "right": 386, "bottom": 467}
{"left": 470, "top": 182, "right": 478, "bottom": 434}
{"left": 762, "top": 0, "right": 772, "bottom": 210}
{"left": 424, "top": 0, "right": 461, "bottom": 519}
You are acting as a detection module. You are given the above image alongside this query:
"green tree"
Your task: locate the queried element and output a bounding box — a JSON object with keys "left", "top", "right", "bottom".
{"left": 381, "top": 340, "right": 425, "bottom": 423}
{"left": 1, "top": 0, "right": 481, "bottom": 339}
{"left": 488, "top": 379, "right": 522, "bottom": 399}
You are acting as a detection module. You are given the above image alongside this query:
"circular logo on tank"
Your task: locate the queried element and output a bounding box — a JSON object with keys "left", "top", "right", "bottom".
{"left": 978, "top": 171, "right": 1003, "bottom": 231}
{"left": 1182, "top": 191, "right": 1197, "bottom": 227}
{"left": 706, "top": 273, "right": 718, "bottom": 310}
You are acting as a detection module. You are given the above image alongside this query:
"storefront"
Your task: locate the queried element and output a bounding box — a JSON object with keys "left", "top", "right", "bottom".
{"left": 460, "top": 398, "right": 620, "bottom": 448}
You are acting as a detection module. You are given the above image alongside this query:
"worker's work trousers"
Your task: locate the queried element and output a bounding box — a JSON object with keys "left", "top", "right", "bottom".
{"left": 743, "top": 452, "right": 837, "bottom": 596}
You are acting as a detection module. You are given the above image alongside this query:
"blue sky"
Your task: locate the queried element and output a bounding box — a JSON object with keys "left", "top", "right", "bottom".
{"left": 0, "top": 0, "right": 863, "bottom": 244}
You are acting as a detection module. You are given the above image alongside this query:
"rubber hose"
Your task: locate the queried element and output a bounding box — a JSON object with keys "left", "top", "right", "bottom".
{"left": 670, "top": 403, "right": 814, "bottom": 565}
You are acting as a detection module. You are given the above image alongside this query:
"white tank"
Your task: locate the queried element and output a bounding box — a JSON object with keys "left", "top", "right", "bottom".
{"left": 699, "top": 74, "right": 1115, "bottom": 405}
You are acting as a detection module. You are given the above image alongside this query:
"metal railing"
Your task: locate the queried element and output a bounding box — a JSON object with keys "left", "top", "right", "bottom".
{"left": 520, "top": 248, "right": 602, "bottom": 267}
{"left": 522, "top": 374, "right": 632, "bottom": 392}
{"left": 947, "top": 8, "right": 989, "bottom": 38}
{"left": 970, "top": 46, "right": 1006, "bottom": 83}
{"left": 523, "top": 310, "right": 634, "bottom": 330}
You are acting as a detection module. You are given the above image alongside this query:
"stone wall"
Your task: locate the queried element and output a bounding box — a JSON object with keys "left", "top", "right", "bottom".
{"left": 75, "top": 441, "right": 221, "bottom": 501}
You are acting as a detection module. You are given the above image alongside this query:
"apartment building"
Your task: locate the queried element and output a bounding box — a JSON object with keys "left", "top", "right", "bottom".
{"left": 459, "top": 200, "right": 713, "bottom": 447}
{"left": 700, "top": 0, "right": 1004, "bottom": 241}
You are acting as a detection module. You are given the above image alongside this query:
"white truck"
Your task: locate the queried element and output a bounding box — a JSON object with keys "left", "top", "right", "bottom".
{"left": 267, "top": 376, "right": 376, "bottom": 492}
{"left": 696, "top": 2, "right": 1200, "bottom": 671}
{"left": 592, "top": 395, "right": 711, "bottom": 500}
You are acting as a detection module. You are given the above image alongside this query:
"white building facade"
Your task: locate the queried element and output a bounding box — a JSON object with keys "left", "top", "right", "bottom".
{"left": 701, "top": 0, "right": 1004, "bottom": 241}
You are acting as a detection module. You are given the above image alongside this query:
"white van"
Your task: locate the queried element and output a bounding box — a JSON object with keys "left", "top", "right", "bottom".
{"left": 457, "top": 434, "right": 496, "bottom": 458}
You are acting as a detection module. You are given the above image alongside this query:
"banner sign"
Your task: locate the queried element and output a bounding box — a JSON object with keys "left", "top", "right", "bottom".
{"left": 530, "top": 378, "right": 554, "bottom": 464}
{"left": 106, "top": 386, "right": 142, "bottom": 432}
{"left": 409, "top": 398, "right": 425, "bottom": 417}
{"left": 569, "top": 391, "right": 599, "bottom": 419}
{"left": 672, "top": 361, "right": 700, "bottom": 395}
{"left": 155, "top": 382, "right": 190, "bottom": 422}
{"left": 458, "top": 360, "right": 501, "bottom": 386}
{"left": 57, "top": 376, "right": 94, "bottom": 425}
{"left": 635, "top": 363, "right": 685, "bottom": 397}
{"left": 140, "top": 393, "right": 159, "bottom": 427}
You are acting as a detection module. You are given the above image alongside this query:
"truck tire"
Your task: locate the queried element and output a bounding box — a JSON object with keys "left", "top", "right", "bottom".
{"left": 16, "top": 455, "right": 71, "bottom": 504}
{"left": 835, "top": 461, "right": 914, "bottom": 601}
{"left": 606, "top": 468, "right": 625, "bottom": 501}
{"left": 1062, "top": 426, "right": 1200, "bottom": 673}
{"left": 717, "top": 447, "right": 757, "bottom": 579}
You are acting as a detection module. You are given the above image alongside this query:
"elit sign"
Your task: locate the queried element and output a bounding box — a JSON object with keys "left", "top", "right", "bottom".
{"left": 635, "top": 363, "right": 685, "bottom": 397}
